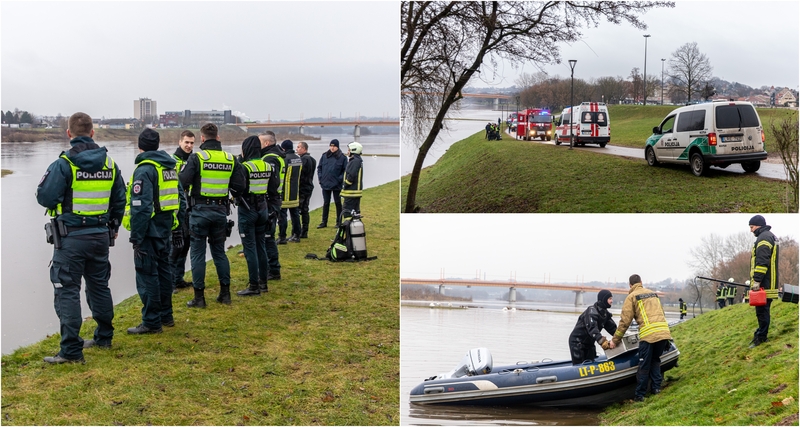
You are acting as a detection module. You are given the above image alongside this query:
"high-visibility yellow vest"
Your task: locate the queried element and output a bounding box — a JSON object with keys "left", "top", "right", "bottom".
{"left": 48, "top": 154, "right": 116, "bottom": 217}
{"left": 262, "top": 152, "right": 285, "bottom": 194}
{"left": 196, "top": 149, "right": 234, "bottom": 198}
{"left": 243, "top": 159, "right": 271, "bottom": 195}
{"left": 122, "top": 159, "right": 180, "bottom": 231}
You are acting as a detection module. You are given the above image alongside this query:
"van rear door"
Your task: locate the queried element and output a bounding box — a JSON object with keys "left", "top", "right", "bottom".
{"left": 713, "top": 103, "right": 763, "bottom": 156}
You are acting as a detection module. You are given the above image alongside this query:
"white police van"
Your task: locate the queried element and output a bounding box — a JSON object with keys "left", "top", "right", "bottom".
{"left": 644, "top": 101, "right": 767, "bottom": 176}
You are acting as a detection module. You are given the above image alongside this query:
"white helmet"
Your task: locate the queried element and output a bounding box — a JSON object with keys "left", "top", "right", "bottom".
{"left": 728, "top": 278, "right": 735, "bottom": 283}
{"left": 348, "top": 141, "right": 363, "bottom": 155}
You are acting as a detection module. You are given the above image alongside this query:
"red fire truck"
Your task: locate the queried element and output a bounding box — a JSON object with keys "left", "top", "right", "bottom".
{"left": 516, "top": 108, "right": 554, "bottom": 141}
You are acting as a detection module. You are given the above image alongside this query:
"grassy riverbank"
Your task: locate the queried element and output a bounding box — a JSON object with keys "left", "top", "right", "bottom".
{"left": 1, "top": 182, "right": 399, "bottom": 425}
{"left": 401, "top": 130, "right": 792, "bottom": 212}
{"left": 600, "top": 301, "right": 798, "bottom": 425}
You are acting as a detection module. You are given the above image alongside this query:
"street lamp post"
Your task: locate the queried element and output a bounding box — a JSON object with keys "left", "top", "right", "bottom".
{"left": 568, "top": 59, "right": 577, "bottom": 150}
{"left": 661, "top": 58, "right": 666, "bottom": 105}
{"left": 643, "top": 34, "right": 650, "bottom": 105}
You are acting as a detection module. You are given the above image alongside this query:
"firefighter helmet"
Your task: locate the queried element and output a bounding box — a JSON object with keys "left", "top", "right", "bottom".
{"left": 348, "top": 141, "right": 363, "bottom": 155}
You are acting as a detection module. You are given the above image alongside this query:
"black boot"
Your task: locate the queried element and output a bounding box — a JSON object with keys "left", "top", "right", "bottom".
{"left": 258, "top": 280, "right": 268, "bottom": 293}
{"left": 237, "top": 282, "right": 261, "bottom": 296}
{"left": 300, "top": 228, "right": 308, "bottom": 238}
{"left": 187, "top": 288, "right": 206, "bottom": 308}
{"left": 216, "top": 285, "right": 232, "bottom": 304}
{"left": 288, "top": 234, "right": 301, "bottom": 243}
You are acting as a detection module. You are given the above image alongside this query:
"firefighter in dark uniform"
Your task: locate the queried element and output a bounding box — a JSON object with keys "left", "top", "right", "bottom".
{"left": 296, "top": 141, "right": 316, "bottom": 238}
{"left": 169, "top": 130, "right": 194, "bottom": 293}
{"left": 568, "top": 289, "right": 617, "bottom": 364}
{"left": 716, "top": 283, "right": 726, "bottom": 309}
{"left": 124, "top": 129, "right": 187, "bottom": 334}
{"left": 340, "top": 141, "right": 364, "bottom": 222}
{"left": 748, "top": 215, "right": 779, "bottom": 348}
{"left": 235, "top": 136, "right": 281, "bottom": 296}
{"left": 726, "top": 278, "right": 736, "bottom": 306}
{"left": 36, "top": 112, "right": 126, "bottom": 363}
{"left": 258, "top": 131, "right": 284, "bottom": 280}
{"left": 179, "top": 123, "right": 246, "bottom": 307}
{"left": 278, "top": 139, "right": 302, "bottom": 243}
{"left": 679, "top": 298, "right": 687, "bottom": 320}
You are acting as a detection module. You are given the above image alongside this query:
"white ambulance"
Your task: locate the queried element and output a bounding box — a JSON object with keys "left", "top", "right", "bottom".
{"left": 555, "top": 102, "right": 611, "bottom": 147}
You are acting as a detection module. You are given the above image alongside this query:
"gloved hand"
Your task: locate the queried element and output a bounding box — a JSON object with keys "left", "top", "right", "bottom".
{"left": 601, "top": 340, "right": 610, "bottom": 350}
{"left": 172, "top": 230, "right": 184, "bottom": 250}
{"left": 132, "top": 243, "right": 145, "bottom": 261}
{"left": 268, "top": 210, "right": 278, "bottom": 222}
{"left": 751, "top": 281, "right": 761, "bottom": 291}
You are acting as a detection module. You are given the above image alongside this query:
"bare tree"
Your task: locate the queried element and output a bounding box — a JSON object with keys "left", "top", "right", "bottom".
{"left": 778, "top": 237, "right": 799, "bottom": 287}
{"left": 629, "top": 67, "right": 642, "bottom": 102}
{"left": 514, "top": 71, "right": 549, "bottom": 90}
{"left": 667, "top": 42, "right": 712, "bottom": 104}
{"left": 768, "top": 113, "right": 798, "bottom": 212}
{"left": 401, "top": 1, "right": 674, "bottom": 213}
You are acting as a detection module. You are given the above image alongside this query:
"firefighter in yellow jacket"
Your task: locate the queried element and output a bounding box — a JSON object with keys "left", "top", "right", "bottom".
{"left": 612, "top": 274, "right": 672, "bottom": 402}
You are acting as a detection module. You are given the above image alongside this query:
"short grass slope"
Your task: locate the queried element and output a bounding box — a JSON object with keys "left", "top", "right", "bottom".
{"left": 401, "top": 130, "right": 791, "bottom": 212}
{"left": 1, "top": 181, "right": 399, "bottom": 426}
{"left": 600, "top": 301, "right": 799, "bottom": 426}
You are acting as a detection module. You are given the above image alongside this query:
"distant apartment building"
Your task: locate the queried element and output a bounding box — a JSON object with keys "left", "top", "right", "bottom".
{"left": 159, "top": 109, "right": 233, "bottom": 127}
{"left": 134, "top": 98, "right": 157, "bottom": 121}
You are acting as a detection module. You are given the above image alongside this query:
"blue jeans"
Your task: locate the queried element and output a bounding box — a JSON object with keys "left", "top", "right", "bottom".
{"left": 50, "top": 233, "right": 114, "bottom": 360}
{"left": 635, "top": 340, "right": 668, "bottom": 399}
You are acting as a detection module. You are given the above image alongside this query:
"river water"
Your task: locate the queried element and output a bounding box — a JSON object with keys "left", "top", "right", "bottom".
{"left": 0, "top": 134, "right": 398, "bottom": 354}
{"left": 400, "top": 302, "right": 681, "bottom": 426}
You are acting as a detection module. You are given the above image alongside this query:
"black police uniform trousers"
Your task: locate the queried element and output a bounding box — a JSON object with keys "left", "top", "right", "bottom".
{"left": 298, "top": 190, "right": 312, "bottom": 234}
{"left": 279, "top": 206, "right": 301, "bottom": 239}
{"left": 341, "top": 196, "right": 361, "bottom": 222}
{"left": 169, "top": 214, "right": 191, "bottom": 288}
{"left": 50, "top": 232, "right": 114, "bottom": 360}
{"left": 321, "top": 188, "right": 342, "bottom": 226}
{"left": 265, "top": 210, "right": 281, "bottom": 276}
{"left": 135, "top": 235, "right": 173, "bottom": 329}
{"left": 189, "top": 204, "right": 231, "bottom": 290}
{"left": 635, "top": 339, "right": 668, "bottom": 399}
{"left": 754, "top": 298, "right": 773, "bottom": 341}
{"left": 238, "top": 203, "right": 269, "bottom": 285}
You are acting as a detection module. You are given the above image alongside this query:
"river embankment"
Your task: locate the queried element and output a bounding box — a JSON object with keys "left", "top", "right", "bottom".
{"left": 0, "top": 181, "right": 399, "bottom": 426}
{"left": 1, "top": 126, "right": 318, "bottom": 143}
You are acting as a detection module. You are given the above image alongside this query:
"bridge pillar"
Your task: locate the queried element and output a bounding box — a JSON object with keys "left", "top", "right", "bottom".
{"left": 299, "top": 126, "right": 305, "bottom": 135}
{"left": 509, "top": 287, "right": 516, "bottom": 303}
{"left": 494, "top": 98, "right": 500, "bottom": 110}
{"left": 353, "top": 125, "right": 361, "bottom": 142}
{"left": 573, "top": 291, "right": 584, "bottom": 307}
{"left": 439, "top": 284, "right": 446, "bottom": 296}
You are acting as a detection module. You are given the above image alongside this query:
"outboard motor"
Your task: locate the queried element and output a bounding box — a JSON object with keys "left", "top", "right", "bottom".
{"left": 429, "top": 348, "right": 493, "bottom": 380}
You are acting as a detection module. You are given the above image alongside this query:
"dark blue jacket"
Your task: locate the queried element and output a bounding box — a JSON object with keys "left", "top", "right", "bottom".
{"left": 299, "top": 152, "right": 317, "bottom": 196}
{"left": 129, "top": 150, "right": 187, "bottom": 246}
{"left": 36, "top": 136, "right": 126, "bottom": 236}
{"left": 317, "top": 149, "right": 347, "bottom": 191}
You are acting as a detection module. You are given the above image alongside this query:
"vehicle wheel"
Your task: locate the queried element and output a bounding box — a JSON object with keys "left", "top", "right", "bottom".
{"left": 555, "top": 139, "right": 561, "bottom": 146}
{"left": 547, "top": 136, "right": 552, "bottom": 141}
{"left": 690, "top": 152, "right": 708, "bottom": 177}
{"left": 742, "top": 161, "right": 761, "bottom": 173}
{"left": 599, "top": 142, "right": 607, "bottom": 148}
{"left": 645, "top": 146, "right": 659, "bottom": 166}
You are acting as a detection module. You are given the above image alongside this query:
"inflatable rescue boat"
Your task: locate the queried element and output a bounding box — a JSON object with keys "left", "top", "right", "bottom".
{"left": 409, "top": 333, "right": 679, "bottom": 407}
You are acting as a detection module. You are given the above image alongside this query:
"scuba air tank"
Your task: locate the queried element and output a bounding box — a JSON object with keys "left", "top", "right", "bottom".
{"left": 349, "top": 217, "right": 367, "bottom": 260}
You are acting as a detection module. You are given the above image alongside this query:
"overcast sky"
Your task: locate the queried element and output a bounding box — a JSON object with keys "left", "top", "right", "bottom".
{"left": 401, "top": 213, "right": 799, "bottom": 285}
{"left": 1, "top": 2, "right": 399, "bottom": 121}
{"left": 471, "top": 1, "right": 799, "bottom": 91}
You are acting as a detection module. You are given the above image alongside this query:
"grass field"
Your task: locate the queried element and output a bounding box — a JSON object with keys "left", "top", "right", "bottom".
{"left": 1, "top": 182, "right": 399, "bottom": 425}
{"left": 600, "top": 301, "right": 798, "bottom": 426}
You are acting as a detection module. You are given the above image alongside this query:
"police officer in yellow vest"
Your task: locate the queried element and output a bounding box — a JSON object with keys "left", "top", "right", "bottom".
{"left": 179, "top": 123, "right": 247, "bottom": 307}
{"left": 169, "top": 130, "right": 195, "bottom": 293}
{"left": 235, "top": 136, "right": 281, "bottom": 296}
{"left": 748, "top": 215, "right": 779, "bottom": 348}
{"left": 278, "top": 139, "right": 302, "bottom": 243}
{"left": 340, "top": 141, "right": 364, "bottom": 222}
{"left": 612, "top": 274, "right": 673, "bottom": 402}
{"left": 36, "top": 112, "right": 126, "bottom": 363}
{"left": 123, "top": 129, "right": 187, "bottom": 334}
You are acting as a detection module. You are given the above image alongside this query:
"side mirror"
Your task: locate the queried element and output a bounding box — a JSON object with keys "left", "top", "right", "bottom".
{"left": 652, "top": 126, "right": 661, "bottom": 135}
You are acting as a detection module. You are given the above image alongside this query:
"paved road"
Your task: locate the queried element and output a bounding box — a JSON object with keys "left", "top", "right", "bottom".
{"left": 508, "top": 131, "right": 789, "bottom": 181}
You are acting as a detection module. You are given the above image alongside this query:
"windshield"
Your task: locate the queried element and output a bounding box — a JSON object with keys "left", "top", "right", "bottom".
{"left": 530, "top": 115, "right": 551, "bottom": 123}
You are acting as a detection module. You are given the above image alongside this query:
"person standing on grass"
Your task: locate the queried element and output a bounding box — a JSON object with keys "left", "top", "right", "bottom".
{"left": 169, "top": 130, "right": 194, "bottom": 293}
{"left": 340, "top": 141, "right": 364, "bottom": 222}
{"left": 123, "top": 128, "right": 186, "bottom": 335}
{"left": 612, "top": 274, "right": 672, "bottom": 402}
{"left": 258, "top": 131, "right": 284, "bottom": 280}
{"left": 36, "top": 112, "right": 126, "bottom": 363}
{"left": 316, "top": 139, "right": 347, "bottom": 228}
{"left": 747, "top": 215, "right": 779, "bottom": 348}
{"left": 296, "top": 141, "right": 316, "bottom": 238}
{"left": 277, "top": 139, "right": 302, "bottom": 243}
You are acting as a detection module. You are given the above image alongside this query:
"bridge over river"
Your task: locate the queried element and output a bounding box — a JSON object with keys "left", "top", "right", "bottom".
{"left": 401, "top": 277, "right": 668, "bottom": 306}
{"left": 238, "top": 120, "right": 399, "bottom": 142}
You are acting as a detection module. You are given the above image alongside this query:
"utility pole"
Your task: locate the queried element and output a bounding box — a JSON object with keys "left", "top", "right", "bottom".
{"left": 643, "top": 34, "right": 651, "bottom": 105}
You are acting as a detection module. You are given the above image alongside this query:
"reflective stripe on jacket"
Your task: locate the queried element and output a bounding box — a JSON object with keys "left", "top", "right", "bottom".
{"left": 751, "top": 227, "right": 779, "bottom": 299}
{"left": 282, "top": 153, "right": 302, "bottom": 208}
{"left": 341, "top": 154, "right": 363, "bottom": 198}
{"left": 614, "top": 283, "right": 672, "bottom": 344}
{"left": 50, "top": 153, "right": 116, "bottom": 216}
{"left": 196, "top": 149, "right": 234, "bottom": 198}
{"left": 122, "top": 159, "right": 180, "bottom": 231}
{"left": 243, "top": 159, "right": 271, "bottom": 195}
